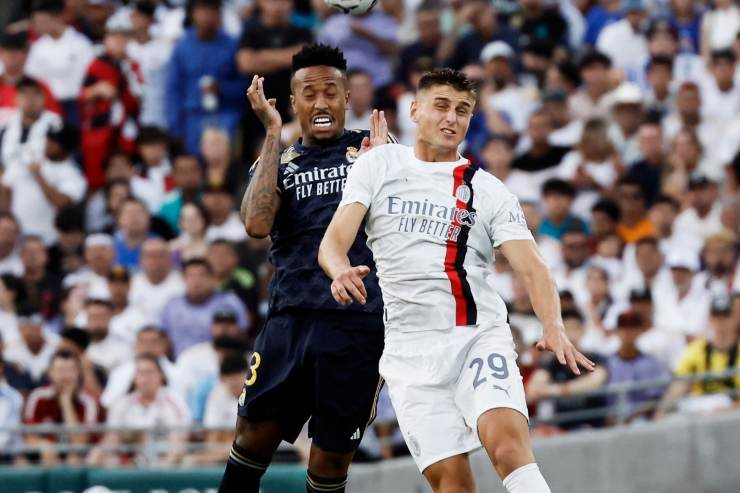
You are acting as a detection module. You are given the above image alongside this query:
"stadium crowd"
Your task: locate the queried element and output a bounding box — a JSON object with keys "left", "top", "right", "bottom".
{"left": 0, "top": 0, "right": 738, "bottom": 467}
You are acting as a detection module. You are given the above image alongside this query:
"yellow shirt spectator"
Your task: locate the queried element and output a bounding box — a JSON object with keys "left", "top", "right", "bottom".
{"left": 674, "top": 339, "right": 740, "bottom": 396}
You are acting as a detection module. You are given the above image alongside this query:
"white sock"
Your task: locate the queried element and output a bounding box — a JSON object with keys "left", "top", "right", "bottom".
{"left": 502, "top": 463, "right": 551, "bottom": 493}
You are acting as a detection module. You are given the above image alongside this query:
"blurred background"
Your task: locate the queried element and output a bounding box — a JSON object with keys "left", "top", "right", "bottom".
{"left": 0, "top": 0, "right": 738, "bottom": 492}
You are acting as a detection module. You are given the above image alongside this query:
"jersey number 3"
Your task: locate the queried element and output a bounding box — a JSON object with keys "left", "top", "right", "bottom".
{"left": 245, "top": 352, "right": 262, "bottom": 386}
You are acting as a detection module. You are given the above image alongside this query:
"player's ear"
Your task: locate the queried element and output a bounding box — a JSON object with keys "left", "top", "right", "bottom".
{"left": 410, "top": 100, "right": 418, "bottom": 123}
{"left": 290, "top": 94, "right": 296, "bottom": 114}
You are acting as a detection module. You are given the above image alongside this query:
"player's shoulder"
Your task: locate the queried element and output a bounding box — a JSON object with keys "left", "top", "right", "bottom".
{"left": 470, "top": 166, "right": 509, "bottom": 195}
{"left": 355, "top": 143, "right": 408, "bottom": 166}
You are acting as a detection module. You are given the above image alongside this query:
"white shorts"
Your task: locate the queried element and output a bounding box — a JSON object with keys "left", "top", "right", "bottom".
{"left": 379, "top": 324, "right": 528, "bottom": 472}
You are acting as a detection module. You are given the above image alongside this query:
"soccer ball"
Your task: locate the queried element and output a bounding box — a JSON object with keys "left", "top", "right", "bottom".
{"left": 325, "top": 0, "right": 378, "bottom": 16}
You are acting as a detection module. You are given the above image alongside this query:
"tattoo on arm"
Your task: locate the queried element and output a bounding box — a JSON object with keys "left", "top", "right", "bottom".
{"left": 241, "top": 132, "right": 281, "bottom": 233}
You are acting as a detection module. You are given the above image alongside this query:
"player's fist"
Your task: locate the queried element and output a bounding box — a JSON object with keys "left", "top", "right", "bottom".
{"left": 331, "top": 265, "right": 370, "bottom": 305}
{"left": 247, "top": 75, "right": 282, "bottom": 131}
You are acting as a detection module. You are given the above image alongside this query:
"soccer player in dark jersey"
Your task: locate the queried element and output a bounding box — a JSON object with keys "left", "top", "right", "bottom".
{"left": 218, "top": 44, "right": 391, "bottom": 493}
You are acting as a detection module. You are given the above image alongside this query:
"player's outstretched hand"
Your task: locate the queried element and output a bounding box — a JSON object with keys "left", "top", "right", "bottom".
{"left": 359, "top": 109, "right": 388, "bottom": 155}
{"left": 536, "top": 328, "right": 595, "bottom": 375}
{"left": 331, "top": 265, "right": 370, "bottom": 305}
{"left": 246, "top": 74, "right": 282, "bottom": 131}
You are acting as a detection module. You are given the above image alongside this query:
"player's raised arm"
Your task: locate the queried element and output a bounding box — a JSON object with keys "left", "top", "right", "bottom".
{"left": 241, "top": 75, "right": 282, "bottom": 238}
{"left": 500, "top": 239, "right": 596, "bottom": 375}
{"left": 319, "top": 203, "right": 369, "bottom": 305}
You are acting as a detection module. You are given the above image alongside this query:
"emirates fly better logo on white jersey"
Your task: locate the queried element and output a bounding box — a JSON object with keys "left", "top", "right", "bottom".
{"left": 387, "top": 196, "right": 478, "bottom": 242}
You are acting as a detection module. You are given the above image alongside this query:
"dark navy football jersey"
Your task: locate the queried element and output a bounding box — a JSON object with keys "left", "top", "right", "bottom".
{"left": 255, "top": 129, "right": 389, "bottom": 318}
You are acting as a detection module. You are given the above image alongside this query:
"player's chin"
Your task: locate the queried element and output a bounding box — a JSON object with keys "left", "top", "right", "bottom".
{"left": 308, "top": 124, "right": 342, "bottom": 141}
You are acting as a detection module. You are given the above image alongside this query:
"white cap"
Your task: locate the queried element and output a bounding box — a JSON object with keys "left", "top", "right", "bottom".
{"left": 105, "top": 9, "right": 132, "bottom": 32}
{"left": 480, "top": 41, "right": 514, "bottom": 63}
{"left": 84, "top": 233, "right": 114, "bottom": 249}
{"left": 666, "top": 248, "right": 700, "bottom": 272}
{"left": 608, "top": 82, "right": 643, "bottom": 106}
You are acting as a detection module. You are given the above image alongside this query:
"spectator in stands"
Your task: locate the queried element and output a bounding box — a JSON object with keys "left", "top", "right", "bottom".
{"left": 669, "top": 0, "right": 701, "bottom": 54}
{"left": 0, "top": 32, "right": 61, "bottom": 128}
{"left": 620, "top": 237, "right": 672, "bottom": 300}
{"left": 79, "top": 15, "right": 142, "bottom": 190}
{"left": 57, "top": 327, "right": 106, "bottom": 397}
{"left": 160, "top": 258, "right": 248, "bottom": 357}
{"left": 208, "top": 240, "right": 259, "bottom": 326}
{"left": 446, "top": 0, "right": 518, "bottom": 70}
{"left": 170, "top": 202, "right": 210, "bottom": 263}
{"left": 596, "top": 0, "right": 649, "bottom": 72}
{"left": 615, "top": 176, "right": 656, "bottom": 244}
{"left": 661, "top": 248, "right": 710, "bottom": 338}
{"left": 570, "top": 50, "right": 613, "bottom": 120}
{"left": 648, "top": 195, "right": 697, "bottom": 254}
{"left": 608, "top": 82, "right": 644, "bottom": 164}
{"left": 589, "top": 198, "right": 620, "bottom": 248}
{"left": 236, "top": 0, "right": 311, "bottom": 151}
{"left": 539, "top": 179, "right": 588, "bottom": 240}
{"left": 158, "top": 153, "right": 203, "bottom": 233}
{"left": 605, "top": 311, "right": 667, "bottom": 424}
{"left": 583, "top": 0, "right": 623, "bottom": 47}
{"left": 643, "top": 56, "right": 674, "bottom": 116}
{"left": 106, "top": 266, "right": 150, "bottom": 345}
{"left": 100, "top": 325, "right": 180, "bottom": 410}
{"left": 317, "top": 0, "right": 400, "bottom": 89}
{"left": 527, "top": 309, "right": 609, "bottom": 431}
{"left": 24, "top": 351, "right": 102, "bottom": 465}
{"left": 47, "top": 206, "right": 86, "bottom": 280}
{"left": 0, "top": 213, "right": 23, "bottom": 276}
{"left": 113, "top": 198, "right": 155, "bottom": 270}
{"left": 699, "top": 0, "right": 740, "bottom": 61}
{"left": 134, "top": 127, "right": 172, "bottom": 214}
{"left": 672, "top": 174, "right": 723, "bottom": 241}
{"left": 183, "top": 353, "right": 247, "bottom": 465}
{"left": 25, "top": 0, "right": 94, "bottom": 125}
{"left": 0, "top": 356, "right": 23, "bottom": 461}
{"left": 88, "top": 354, "right": 191, "bottom": 467}
{"left": 697, "top": 230, "right": 738, "bottom": 299}
{"left": 19, "top": 236, "right": 61, "bottom": 320}
{"left": 552, "top": 228, "right": 593, "bottom": 307}
{"left": 662, "top": 82, "right": 717, "bottom": 158}
{"left": 202, "top": 185, "right": 246, "bottom": 243}
{"left": 127, "top": 0, "right": 174, "bottom": 130}
{"left": 539, "top": 89, "right": 582, "bottom": 149}
{"left": 628, "top": 120, "right": 666, "bottom": 206}
{"left": 345, "top": 69, "right": 374, "bottom": 131}
{"left": 2, "top": 124, "right": 86, "bottom": 246}
{"left": 129, "top": 238, "right": 185, "bottom": 322}
{"left": 0, "top": 274, "right": 22, "bottom": 341}
{"left": 557, "top": 117, "right": 619, "bottom": 218}
{"left": 512, "top": 110, "right": 571, "bottom": 193}
{"left": 63, "top": 234, "right": 115, "bottom": 296}
{"left": 395, "top": 0, "right": 442, "bottom": 85}
{"left": 656, "top": 297, "right": 739, "bottom": 418}
{"left": 82, "top": 298, "right": 132, "bottom": 373}
{"left": 200, "top": 127, "right": 245, "bottom": 199}
{"left": 166, "top": 0, "right": 245, "bottom": 154}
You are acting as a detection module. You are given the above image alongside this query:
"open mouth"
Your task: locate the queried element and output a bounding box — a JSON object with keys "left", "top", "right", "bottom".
{"left": 441, "top": 128, "right": 456, "bottom": 135}
{"left": 312, "top": 115, "right": 333, "bottom": 128}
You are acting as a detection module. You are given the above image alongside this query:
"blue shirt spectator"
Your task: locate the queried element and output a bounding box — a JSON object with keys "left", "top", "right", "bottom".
{"left": 584, "top": 4, "right": 623, "bottom": 46}
{"left": 166, "top": 8, "right": 245, "bottom": 154}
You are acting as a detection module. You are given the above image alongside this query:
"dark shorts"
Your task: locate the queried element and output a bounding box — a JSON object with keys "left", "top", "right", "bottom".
{"left": 238, "top": 309, "right": 385, "bottom": 454}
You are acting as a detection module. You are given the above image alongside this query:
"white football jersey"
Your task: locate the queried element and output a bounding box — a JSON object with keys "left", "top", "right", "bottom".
{"left": 339, "top": 144, "right": 534, "bottom": 333}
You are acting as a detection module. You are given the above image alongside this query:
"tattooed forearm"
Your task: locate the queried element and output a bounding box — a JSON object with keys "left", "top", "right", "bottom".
{"left": 242, "top": 130, "right": 282, "bottom": 237}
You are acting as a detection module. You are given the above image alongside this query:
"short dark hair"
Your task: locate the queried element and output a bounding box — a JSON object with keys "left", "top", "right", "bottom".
{"left": 213, "top": 335, "right": 248, "bottom": 353}
{"left": 182, "top": 257, "right": 213, "bottom": 274}
{"left": 16, "top": 76, "right": 43, "bottom": 92}
{"left": 617, "top": 311, "right": 643, "bottom": 328}
{"left": 54, "top": 205, "right": 85, "bottom": 233}
{"left": 32, "top": 0, "right": 64, "bottom": 14}
{"left": 653, "top": 194, "right": 680, "bottom": 211}
{"left": 591, "top": 198, "right": 621, "bottom": 222}
{"left": 542, "top": 178, "right": 575, "bottom": 198}
{"left": 50, "top": 350, "right": 80, "bottom": 369}
{"left": 579, "top": 50, "right": 612, "bottom": 71}
{"left": 711, "top": 48, "right": 736, "bottom": 64}
{"left": 61, "top": 327, "right": 91, "bottom": 350}
{"left": 137, "top": 126, "right": 169, "bottom": 145}
{"left": 292, "top": 43, "right": 347, "bottom": 75}
{"left": 561, "top": 308, "right": 583, "bottom": 323}
{"left": 418, "top": 68, "right": 478, "bottom": 97}
{"left": 220, "top": 353, "right": 249, "bottom": 376}
{"left": 648, "top": 55, "right": 674, "bottom": 71}
{"left": 616, "top": 175, "right": 644, "bottom": 195}
{"left": 554, "top": 61, "right": 581, "bottom": 88}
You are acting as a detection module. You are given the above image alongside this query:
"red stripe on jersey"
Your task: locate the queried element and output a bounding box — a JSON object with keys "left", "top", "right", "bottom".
{"left": 443, "top": 162, "right": 477, "bottom": 326}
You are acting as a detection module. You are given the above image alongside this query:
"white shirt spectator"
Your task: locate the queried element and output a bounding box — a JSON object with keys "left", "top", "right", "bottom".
{"left": 205, "top": 212, "right": 247, "bottom": 243}
{"left": 699, "top": 76, "right": 740, "bottom": 123}
{"left": 556, "top": 151, "right": 618, "bottom": 219}
{"left": 0, "top": 379, "right": 23, "bottom": 451}
{"left": 596, "top": 19, "right": 649, "bottom": 72}
{"left": 3, "top": 330, "right": 59, "bottom": 383}
{"left": 551, "top": 261, "right": 592, "bottom": 308}
{"left": 0, "top": 111, "right": 61, "bottom": 171}
{"left": 657, "top": 275, "right": 711, "bottom": 337}
{"left": 2, "top": 156, "right": 87, "bottom": 245}
{"left": 174, "top": 341, "right": 218, "bottom": 402}
{"left": 25, "top": 27, "right": 94, "bottom": 101}
{"left": 101, "top": 356, "right": 182, "bottom": 409}
{"left": 488, "top": 85, "right": 539, "bottom": 133}
{"left": 673, "top": 202, "right": 724, "bottom": 242}
{"left": 0, "top": 251, "right": 23, "bottom": 276}
{"left": 107, "top": 387, "right": 191, "bottom": 430}
{"left": 127, "top": 37, "right": 174, "bottom": 129}
{"left": 701, "top": 4, "right": 740, "bottom": 51}
{"left": 0, "top": 311, "right": 19, "bottom": 345}
{"left": 87, "top": 333, "right": 134, "bottom": 373}
{"left": 203, "top": 381, "right": 237, "bottom": 428}
{"left": 129, "top": 270, "right": 185, "bottom": 322}
{"left": 110, "top": 305, "right": 153, "bottom": 346}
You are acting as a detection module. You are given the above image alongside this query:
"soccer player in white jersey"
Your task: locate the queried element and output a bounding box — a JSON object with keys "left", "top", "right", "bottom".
{"left": 319, "top": 69, "right": 595, "bottom": 493}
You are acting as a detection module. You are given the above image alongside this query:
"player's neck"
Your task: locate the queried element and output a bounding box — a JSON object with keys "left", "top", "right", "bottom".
{"left": 414, "top": 142, "right": 459, "bottom": 163}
